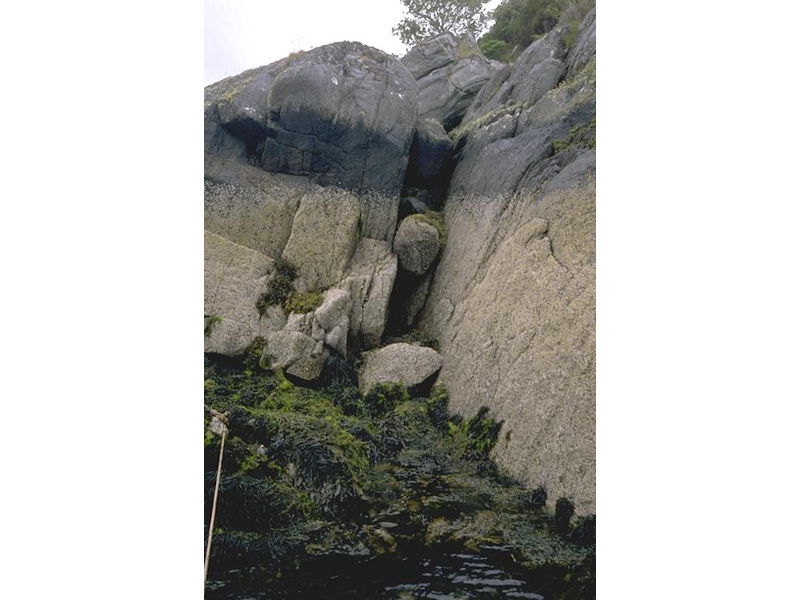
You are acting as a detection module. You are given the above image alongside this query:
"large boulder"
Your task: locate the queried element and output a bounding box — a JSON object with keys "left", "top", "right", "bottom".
{"left": 393, "top": 215, "right": 442, "bottom": 275}
{"left": 205, "top": 42, "right": 419, "bottom": 195}
{"left": 281, "top": 188, "right": 361, "bottom": 290}
{"left": 420, "top": 169, "right": 596, "bottom": 515}
{"left": 402, "top": 33, "right": 502, "bottom": 131}
{"left": 204, "top": 231, "right": 286, "bottom": 356}
{"left": 359, "top": 343, "right": 443, "bottom": 394}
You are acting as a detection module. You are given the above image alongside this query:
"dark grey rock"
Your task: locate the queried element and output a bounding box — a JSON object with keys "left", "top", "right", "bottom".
{"left": 403, "top": 33, "right": 502, "bottom": 131}
{"left": 565, "top": 8, "right": 596, "bottom": 79}
{"left": 408, "top": 119, "right": 453, "bottom": 184}
{"left": 205, "top": 42, "right": 419, "bottom": 195}
{"left": 461, "top": 27, "right": 569, "bottom": 128}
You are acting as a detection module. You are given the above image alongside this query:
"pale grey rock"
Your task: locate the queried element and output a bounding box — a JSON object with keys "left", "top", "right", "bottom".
{"left": 419, "top": 177, "right": 595, "bottom": 515}
{"left": 339, "top": 240, "right": 398, "bottom": 348}
{"left": 393, "top": 216, "right": 442, "bottom": 275}
{"left": 282, "top": 188, "right": 361, "bottom": 290}
{"left": 313, "top": 288, "right": 352, "bottom": 356}
{"left": 204, "top": 177, "right": 304, "bottom": 259}
{"left": 263, "top": 328, "right": 325, "bottom": 381}
{"left": 204, "top": 231, "right": 286, "bottom": 356}
{"left": 359, "top": 343, "right": 443, "bottom": 394}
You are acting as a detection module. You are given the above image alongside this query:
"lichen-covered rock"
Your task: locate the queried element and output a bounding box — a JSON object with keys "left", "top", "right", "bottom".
{"left": 282, "top": 188, "right": 361, "bottom": 290}
{"left": 393, "top": 215, "right": 442, "bottom": 275}
{"left": 204, "top": 176, "right": 305, "bottom": 260}
{"left": 402, "top": 33, "right": 502, "bottom": 131}
{"left": 359, "top": 343, "right": 443, "bottom": 394}
{"left": 204, "top": 231, "right": 286, "bottom": 355}
{"left": 339, "top": 240, "right": 398, "bottom": 348}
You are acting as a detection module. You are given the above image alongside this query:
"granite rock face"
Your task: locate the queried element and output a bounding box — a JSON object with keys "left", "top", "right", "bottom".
{"left": 415, "top": 13, "right": 597, "bottom": 513}
{"left": 359, "top": 343, "right": 443, "bottom": 394}
{"left": 204, "top": 231, "right": 286, "bottom": 356}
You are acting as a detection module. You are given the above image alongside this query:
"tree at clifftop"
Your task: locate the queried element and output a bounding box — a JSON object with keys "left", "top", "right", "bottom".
{"left": 392, "top": 0, "right": 491, "bottom": 46}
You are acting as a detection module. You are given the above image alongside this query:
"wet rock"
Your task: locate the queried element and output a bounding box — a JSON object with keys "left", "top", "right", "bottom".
{"left": 359, "top": 343, "right": 442, "bottom": 394}
{"left": 204, "top": 231, "right": 286, "bottom": 356}
{"left": 393, "top": 215, "right": 442, "bottom": 275}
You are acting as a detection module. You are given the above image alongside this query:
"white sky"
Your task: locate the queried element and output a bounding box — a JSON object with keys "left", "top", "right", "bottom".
{"left": 205, "top": 0, "right": 505, "bottom": 86}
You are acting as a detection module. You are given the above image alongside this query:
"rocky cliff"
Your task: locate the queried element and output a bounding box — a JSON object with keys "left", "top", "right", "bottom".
{"left": 204, "top": 9, "right": 596, "bottom": 515}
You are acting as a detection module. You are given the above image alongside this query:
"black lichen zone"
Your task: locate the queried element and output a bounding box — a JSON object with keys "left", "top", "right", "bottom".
{"left": 204, "top": 355, "right": 595, "bottom": 599}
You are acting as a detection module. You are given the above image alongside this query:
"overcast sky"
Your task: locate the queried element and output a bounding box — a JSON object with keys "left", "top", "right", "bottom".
{"left": 205, "top": 0, "right": 505, "bottom": 86}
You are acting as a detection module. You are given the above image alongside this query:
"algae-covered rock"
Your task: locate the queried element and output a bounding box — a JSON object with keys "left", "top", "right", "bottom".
{"left": 359, "top": 343, "right": 442, "bottom": 394}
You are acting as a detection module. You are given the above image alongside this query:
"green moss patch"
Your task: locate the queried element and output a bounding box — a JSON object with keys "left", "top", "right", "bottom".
{"left": 283, "top": 290, "right": 323, "bottom": 315}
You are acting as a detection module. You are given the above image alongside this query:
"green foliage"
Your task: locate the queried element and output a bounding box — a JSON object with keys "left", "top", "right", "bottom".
{"left": 447, "top": 406, "right": 503, "bottom": 459}
{"left": 392, "top": 0, "right": 492, "bottom": 46}
{"left": 364, "top": 383, "right": 411, "bottom": 417}
{"left": 256, "top": 258, "right": 297, "bottom": 316}
{"left": 426, "top": 385, "right": 451, "bottom": 429}
{"left": 385, "top": 328, "right": 440, "bottom": 350}
{"left": 480, "top": 38, "right": 508, "bottom": 61}
{"left": 411, "top": 209, "right": 447, "bottom": 246}
{"left": 283, "top": 290, "right": 323, "bottom": 315}
{"left": 479, "top": 0, "right": 594, "bottom": 62}
{"left": 480, "top": 0, "right": 563, "bottom": 62}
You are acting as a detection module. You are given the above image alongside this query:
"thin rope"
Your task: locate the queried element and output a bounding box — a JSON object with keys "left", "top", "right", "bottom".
{"left": 204, "top": 425, "right": 227, "bottom": 586}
